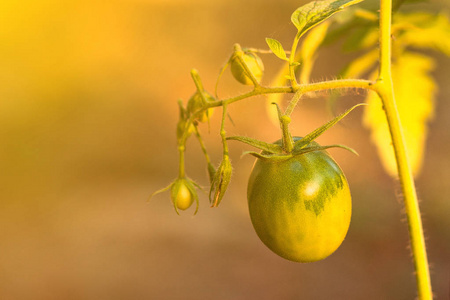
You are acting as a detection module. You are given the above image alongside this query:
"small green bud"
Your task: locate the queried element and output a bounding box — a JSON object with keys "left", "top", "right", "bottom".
{"left": 187, "top": 91, "right": 215, "bottom": 123}
{"left": 209, "top": 156, "right": 232, "bottom": 207}
{"left": 176, "top": 119, "right": 194, "bottom": 141}
{"left": 230, "top": 52, "right": 264, "bottom": 85}
{"left": 170, "top": 178, "right": 199, "bottom": 214}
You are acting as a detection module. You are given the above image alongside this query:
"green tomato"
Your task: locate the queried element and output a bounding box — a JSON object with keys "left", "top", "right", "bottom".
{"left": 230, "top": 52, "right": 264, "bottom": 85}
{"left": 247, "top": 138, "right": 351, "bottom": 263}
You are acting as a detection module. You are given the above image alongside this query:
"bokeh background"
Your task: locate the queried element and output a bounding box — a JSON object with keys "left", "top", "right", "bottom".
{"left": 1, "top": 0, "right": 449, "bottom": 299}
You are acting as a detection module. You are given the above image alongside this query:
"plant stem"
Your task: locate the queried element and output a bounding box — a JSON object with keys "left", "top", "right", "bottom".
{"left": 289, "top": 32, "right": 302, "bottom": 87}
{"left": 220, "top": 104, "right": 229, "bottom": 156}
{"left": 377, "top": 0, "right": 432, "bottom": 298}
{"left": 178, "top": 144, "right": 186, "bottom": 178}
{"left": 285, "top": 90, "right": 303, "bottom": 117}
{"left": 205, "top": 78, "right": 373, "bottom": 109}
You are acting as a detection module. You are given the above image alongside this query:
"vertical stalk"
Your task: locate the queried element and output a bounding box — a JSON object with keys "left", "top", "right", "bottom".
{"left": 178, "top": 144, "right": 186, "bottom": 178}
{"left": 289, "top": 33, "right": 302, "bottom": 87}
{"left": 220, "top": 104, "right": 229, "bottom": 156}
{"left": 377, "top": 0, "right": 432, "bottom": 298}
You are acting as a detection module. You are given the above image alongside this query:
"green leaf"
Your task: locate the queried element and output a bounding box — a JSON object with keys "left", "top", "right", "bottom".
{"left": 265, "top": 38, "right": 288, "bottom": 61}
{"left": 395, "top": 12, "right": 450, "bottom": 56}
{"left": 363, "top": 53, "right": 436, "bottom": 178}
{"left": 291, "top": 0, "right": 364, "bottom": 36}
{"left": 226, "top": 136, "right": 284, "bottom": 154}
{"left": 342, "top": 25, "right": 378, "bottom": 52}
{"left": 294, "top": 103, "right": 366, "bottom": 149}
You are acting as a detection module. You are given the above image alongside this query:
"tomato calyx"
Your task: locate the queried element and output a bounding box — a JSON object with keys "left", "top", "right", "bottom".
{"left": 240, "top": 141, "right": 358, "bottom": 161}
{"left": 227, "top": 103, "right": 365, "bottom": 159}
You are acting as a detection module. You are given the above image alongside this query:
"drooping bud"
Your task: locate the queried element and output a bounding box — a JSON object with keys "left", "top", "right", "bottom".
{"left": 209, "top": 155, "right": 232, "bottom": 207}
{"left": 187, "top": 91, "right": 215, "bottom": 123}
{"left": 230, "top": 52, "right": 264, "bottom": 85}
{"left": 170, "top": 178, "right": 199, "bottom": 214}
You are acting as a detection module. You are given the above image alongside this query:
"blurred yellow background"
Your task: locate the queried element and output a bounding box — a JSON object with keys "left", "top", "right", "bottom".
{"left": 1, "top": 0, "right": 449, "bottom": 299}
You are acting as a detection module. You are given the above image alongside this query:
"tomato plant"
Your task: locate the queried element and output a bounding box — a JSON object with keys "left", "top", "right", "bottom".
{"left": 149, "top": 0, "right": 450, "bottom": 297}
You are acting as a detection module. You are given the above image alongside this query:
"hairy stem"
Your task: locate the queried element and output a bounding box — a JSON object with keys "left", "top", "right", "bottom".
{"left": 204, "top": 78, "right": 374, "bottom": 109}
{"left": 285, "top": 90, "right": 303, "bottom": 117}
{"left": 289, "top": 33, "right": 302, "bottom": 87}
{"left": 220, "top": 104, "right": 229, "bottom": 156}
{"left": 377, "top": 0, "right": 432, "bottom": 298}
{"left": 194, "top": 126, "right": 213, "bottom": 166}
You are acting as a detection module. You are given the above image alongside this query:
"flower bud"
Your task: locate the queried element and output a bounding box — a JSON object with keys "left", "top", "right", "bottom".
{"left": 171, "top": 178, "right": 198, "bottom": 214}
{"left": 187, "top": 91, "right": 214, "bottom": 123}
{"left": 209, "top": 156, "right": 232, "bottom": 207}
{"left": 230, "top": 52, "right": 264, "bottom": 85}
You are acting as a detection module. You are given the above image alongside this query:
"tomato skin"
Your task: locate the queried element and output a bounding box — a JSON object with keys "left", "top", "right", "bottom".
{"left": 247, "top": 141, "right": 351, "bottom": 263}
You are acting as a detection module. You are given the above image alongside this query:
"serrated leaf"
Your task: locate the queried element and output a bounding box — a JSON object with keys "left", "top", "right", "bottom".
{"left": 266, "top": 38, "right": 288, "bottom": 61}
{"left": 227, "top": 136, "right": 284, "bottom": 154}
{"left": 395, "top": 12, "right": 450, "bottom": 56}
{"left": 294, "top": 103, "right": 366, "bottom": 149}
{"left": 363, "top": 53, "right": 436, "bottom": 177}
{"left": 291, "top": 0, "right": 364, "bottom": 36}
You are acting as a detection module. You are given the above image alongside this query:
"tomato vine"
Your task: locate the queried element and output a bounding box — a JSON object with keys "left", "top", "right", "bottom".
{"left": 150, "top": 0, "right": 436, "bottom": 298}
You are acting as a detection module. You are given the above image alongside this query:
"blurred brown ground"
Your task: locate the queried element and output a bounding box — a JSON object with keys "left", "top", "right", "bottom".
{"left": 0, "top": 0, "right": 449, "bottom": 299}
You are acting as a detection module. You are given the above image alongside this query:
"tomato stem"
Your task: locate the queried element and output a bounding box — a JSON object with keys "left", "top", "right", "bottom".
{"left": 191, "top": 69, "right": 204, "bottom": 93}
{"left": 288, "top": 32, "right": 302, "bottom": 87}
{"left": 220, "top": 104, "right": 229, "bottom": 156}
{"left": 204, "top": 78, "right": 374, "bottom": 110}
{"left": 178, "top": 144, "right": 186, "bottom": 178}
{"left": 376, "top": 0, "right": 432, "bottom": 298}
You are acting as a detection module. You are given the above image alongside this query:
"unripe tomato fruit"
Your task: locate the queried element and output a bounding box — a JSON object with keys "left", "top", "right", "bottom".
{"left": 247, "top": 138, "right": 351, "bottom": 263}
{"left": 230, "top": 52, "right": 264, "bottom": 85}
{"left": 172, "top": 181, "right": 194, "bottom": 211}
